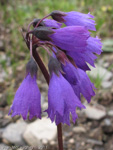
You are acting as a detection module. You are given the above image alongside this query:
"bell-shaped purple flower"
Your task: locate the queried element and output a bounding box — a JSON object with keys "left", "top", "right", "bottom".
{"left": 51, "top": 11, "right": 96, "bottom": 31}
{"left": 67, "top": 36, "right": 102, "bottom": 71}
{"left": 46, "top": 57, "right": 85, "bottom": 125}
{"left": 9, "top": 58, "right": 41, "bottom": 120}
{"left": 49, "top": 26, "right": 90, "bottom": 52}
{"left": 63, "top": 11, "right": 96, "bottom": 31}
{"left": 62, "top": 62, "right": 95, "bottom": 103}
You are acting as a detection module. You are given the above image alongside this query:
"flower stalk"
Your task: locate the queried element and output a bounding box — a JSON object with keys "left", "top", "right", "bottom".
{"left": 33, "top": 47, "right": 63, "bottom": 150}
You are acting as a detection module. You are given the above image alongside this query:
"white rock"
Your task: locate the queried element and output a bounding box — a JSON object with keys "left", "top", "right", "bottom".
{"left": 23, "top": 117, "right": 57, "bottom": 147}
{"left": 2, "top": 121, "right": 27, "bottom": 145}
{"left": 88, "top": 65, "right": 112, "bottom": 81}
{"left": 87, "top": 139, "right": 103, "bottom": 145}
{"left": 69, "top": 138, "right": 75, "bottom": 144}
{"left": 102, "top": 81, "right": 113, "bottom": 89}
{"left": 73, "top": 126, "right": 86, "bottom": 133}
{"left": 83, "top": 105, "right": 106, "bottom": 120}
{"left": 0, "top": 144, "right": 10, "bottom": 150}
{"left": 108, "top": 110, "right": 113, "bottom": 116}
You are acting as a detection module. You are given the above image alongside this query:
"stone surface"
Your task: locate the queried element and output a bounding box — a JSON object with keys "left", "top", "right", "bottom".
{"left": 102, "top": 81, "right": 113, "bottom": 89}
{"left": 23, "top": 117, "right": 57, "bottom": 147}
{"left": 2, "top": 121, "right": 27, "bottom": 145}
{"left": 0, "top": 118, "right": 11, "bottom": 128}
{"left": 102, "top": 118, "right": 113, "bottom": 134}
{"left": 73, "top": 126, "right": 86, "bottom": 133}
{"left": 0, "top": 144, "right": 10, "bottom": 150}
{"left": 108, "top": 110, "right": 113, "bottom": 116}
{"left": 83, "top": 105, "right": 106, "bottom": 120}
{"left": 87, "top": 139, "right": 103, "bottom": 146}
{"left": 88, "top": 65, "right": 112, "bottom": 81}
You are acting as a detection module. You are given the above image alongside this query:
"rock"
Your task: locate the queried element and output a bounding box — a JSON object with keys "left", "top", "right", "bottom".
{"left": 0, "top": 111, "right": 3, "bottom": 119}
{"left": 73, "top": 126, "right": 86, "bottom": 133}
{"left": 89, "top": 128, "right": 103, "bottom": 141}
{"left": 41, "top": 94, "right": 45, "bottom": 106}
{"left": 69, "top": 138, "right": 75, "bottom": 144}
{"left": 94, "top": 146, "right": 104, "bottom": 150}
{"left": 0, "top": 144, "right": 10, "bottom": 150}
{"left": 2, "top": 121, "right": 27, "bottom": 145}
{"left": 0, "top": 118, "right": 11, "bottom": 128}
{"left": 0, "top": 93, "right": 8, "bottom": 107}
{"left": 23, "top": 117, "right": 57, "bottom": 147}
{"left": 105, "top": 136, "right": 113, "bottom": 150}
{"left": 87, "top": 139, "right": 103, "bottom": 145}
{"left": 102, "top": 118, "right": 113, "bottom": 134}
{"left": 83, "top": 105, "right": 106, "bottom": 120}
{"left": 108, "top": 110, "right": 113, "bottom": 116}
{"left": 88, "top": 65, "right": 112, "bottom": 82}
{"left": 102, "top": 81, "right": 113, "bottom": 89}
{"left": 50, "top": 140, "right": 56, "bottom": 145}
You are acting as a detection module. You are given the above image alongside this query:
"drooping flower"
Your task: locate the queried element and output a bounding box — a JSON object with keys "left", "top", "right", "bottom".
{"left": 9, "top": 58, "right": 41, "bottom": 120}
{"left": 62, "top": 62, "right": 95, "bottom": 103}
{"left": 67, "top": 36, "right": 102, "bottom": 71}
{"left": 9, "top": 10, "right": 102, "bottom": 127}
{"left": 49, "top": 26, "right": 90, "bottom": 52}
{"left": 46, "top": 57, "right": 85, "bottom": 125}
{"left": 51, "top": 10, "right": 96, "bottom": 31}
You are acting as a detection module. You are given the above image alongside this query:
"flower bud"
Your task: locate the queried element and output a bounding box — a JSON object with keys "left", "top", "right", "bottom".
{"left": 48, "top": 57, "right": 63, "bottom": 76}
{"left": 32, "top": 26, "right": 54, "bottom": 41}
{"left": 33, "top": 19, "right": 45, "bottom": 27}
{"left": 26, "top": 57, "right": 38, "bottom": 77}
{"left": 50, "top": 10, "right": 66, "bottom": 22}
{"left": 56, "top": 50, "right": 69, "bottom": 65}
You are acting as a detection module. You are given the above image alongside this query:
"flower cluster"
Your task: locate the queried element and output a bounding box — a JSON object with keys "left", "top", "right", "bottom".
{"left": 9, "top": 10, "right": 102, "bottom": 125}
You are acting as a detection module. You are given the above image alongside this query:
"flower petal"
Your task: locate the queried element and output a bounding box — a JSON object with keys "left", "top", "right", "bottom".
{"left": 9, "top": 74, "right": 41, "bottom": 120}
{"left": 63, "top": 11, "right": 96, "bottom": 31}
{"left": 44, "top": 18, "right": 62, "bottom": 28}
{"left": 50, "top": 26, "right": 90, "bottom": 52}
{"left": 46, "top": 72, "right": 85, "bottom": 125}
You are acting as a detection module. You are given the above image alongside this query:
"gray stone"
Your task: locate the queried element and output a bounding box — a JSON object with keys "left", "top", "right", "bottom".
{"left": 102, "top": 81, "right": 113, "bottom": 89}
{"left": 87, "top": 139, "right": 103, "bottom": 145}
{"left": 83, "top": 105, "right": 106, "bottom": 120}
{"left": 108, "top": 110, "right": 113, "bottom": 116}
{"left": 88, "top": 65, "right": 112, "bottom": 81}
{"left": 0, "top": 144, "right": 11, "bottom": 150}
{"left": 23, "top": 117, "right": 57, "bottom": 147}
{"left": 2, "top": 121, "right": 27, "bottom": 145}
{"left": 0, "top": 111, "right": 3, "bottom": 119}
{"left": 73, "top": 126, "right": 86, "bottom": 133}
{"left": 104, "top": 118, "right": 111, "bottom": 126}
{"left": 102, "top": 118, "right": 113, "bottom": 134}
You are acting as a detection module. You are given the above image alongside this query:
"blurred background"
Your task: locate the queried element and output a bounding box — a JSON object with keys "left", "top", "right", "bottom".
{"left": 0, "top": 0, "right": 113, "bottom": 150}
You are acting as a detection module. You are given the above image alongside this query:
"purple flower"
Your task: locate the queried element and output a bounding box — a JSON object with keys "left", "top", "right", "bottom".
{"left": 67, "top": 36, "right": 102, "bottom": 71}
{"left": 44, "top": 19, "right": 62, "bottom": 28}
{"left": 9, "top": 58, "right": 41, "bottom": 120}
{"left": 62, "top": 62, "right": 95, "bottom": 103}
{"left": 51, "top": 11, "right": 96, "bottom": 31}
{"left": 63, "top": 11, "right": 96, "bottom": 31}
{"left": 46, "top": 72, "right": 85, "bottom": 125}
{"left": 49, "top": 26, "right": 90, "bottom": 52}
{"left": 46, "top": 57, "right": 85, "bottom": 125}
